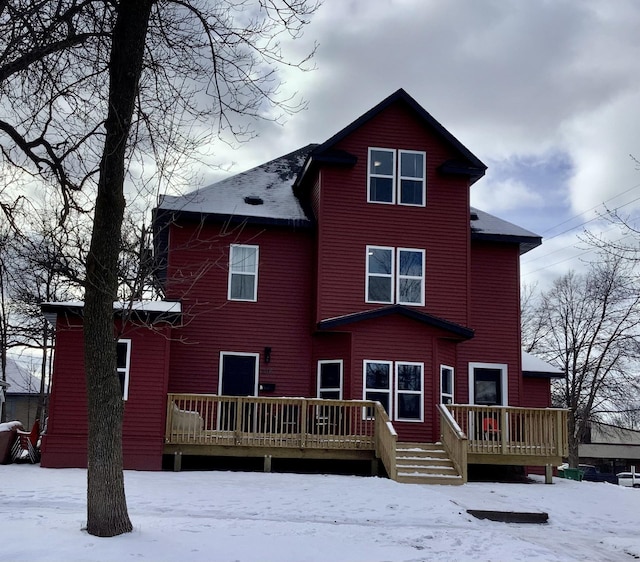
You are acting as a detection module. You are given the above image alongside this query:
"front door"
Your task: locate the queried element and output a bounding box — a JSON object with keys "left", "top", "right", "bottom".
{"left": 219, "top": 353, "right": 259, "bottom": 431}
{"left": 220, "top": 353, "right": 258, "bottom": 396}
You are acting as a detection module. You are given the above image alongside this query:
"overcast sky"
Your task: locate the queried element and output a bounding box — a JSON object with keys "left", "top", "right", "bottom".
{"left": 192, "top": 0, "right": 640, "bottom": 289}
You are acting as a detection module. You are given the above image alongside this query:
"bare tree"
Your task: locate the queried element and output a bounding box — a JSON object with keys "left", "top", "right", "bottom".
{"left": 0, "top": 0, "right": 318, "bottom": 537}
{"left": 524, "top": 257, "right": 640, "bottom": 466}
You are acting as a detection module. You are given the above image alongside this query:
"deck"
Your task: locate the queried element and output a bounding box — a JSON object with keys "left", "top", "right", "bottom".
{"left": 164, "top": 394, "right": 568, "bottom": 482}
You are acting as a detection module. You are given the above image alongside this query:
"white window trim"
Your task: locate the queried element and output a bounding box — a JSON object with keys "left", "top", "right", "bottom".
{"left": 363, "top": 360, "right": 393, "bottom": 420}
{"left": 396, "top": 247, "right": 425, "bottom": 306}
{"left": 367, "top": 147, "right": 396, "bottom": 204}
{"left": 365, "top": 245, "right": 394, "bottom": 304}
{"left": 395, "top": 361, "right": 424, "bottom": 422}
{"left": 228, "top": 244, "right": 259, "bottom": 302}
{"left": 440, "top": 364, "right": 454, "bottom": 405}
{"left": 398, "top": 149, "right": 426, "bottom": 207}
{"left": 218, "top": 351, "right": 260, "bottom": 396}
{"left": 317, "top": 360, "right": 343, "bottom": 399}
{"left": 468, "top": 362, "right": 508, "bottom": 406}
{"left": 117, "top": 339, "right": 131, "bottom": 401}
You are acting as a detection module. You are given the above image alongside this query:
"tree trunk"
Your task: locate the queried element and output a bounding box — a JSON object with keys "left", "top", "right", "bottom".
{"left": 567, "top": 410, "right": 580, "bottom": 467}
{"left": 84, "top": 0, "right": 153, "bottom": 538}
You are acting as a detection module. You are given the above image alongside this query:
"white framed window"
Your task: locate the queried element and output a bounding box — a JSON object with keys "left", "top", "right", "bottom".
{"left": 397, "top": 248, "right": 425, "bottom": 305}
{"left": 440, "top": 365, "right": 454, "bottom": 404}
{"left": 366, "top": 246, "right": 394, "bottom": 303}
{"left": 468, "top": 362, "right": 508, "bottom": 406}
{"left": 366, "top": 246, "right": 424, "bottom": 306}
{"left": 228, "top": 244, "right": 259, "bottom": 301}
{"left": 117, "top": 339, "right": 131, "bottom": 401}
{"left": 363, "top": 360, "right": 392, "bottom": 419}
{"left": 368, "top": 148, "right": 396, "bottom": 204}
{"left": 364, "top": 360, "right": 423, "bottom": 422}
{"left": 398, "top": 150, "right": 426, "bottom": 206}
{"left": 367, "top": 148, "right": 426, "bottom": 206}
{"left": 317, "top": 360, "right": 343, "bottom": 399}
{"left": 395, "top": 362, "right": 424, "bottom": 421}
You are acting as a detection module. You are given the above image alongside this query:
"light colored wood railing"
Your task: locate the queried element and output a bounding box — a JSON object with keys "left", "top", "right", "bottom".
{"left": 438, "top": 404, "right": 468, "bottom": 483}
{"left": 447, "top": 405, "right": 568, "bottom": 458}
{"left": 166, "top": 394, "right": 380, "bottom": 451}
{"left": 373, "top": 402, "right": 397, "bottom": 480}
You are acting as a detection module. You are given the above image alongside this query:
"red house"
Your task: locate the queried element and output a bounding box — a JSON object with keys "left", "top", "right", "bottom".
{"left": 41, "top": 90, "right": 566, "bottom": 483}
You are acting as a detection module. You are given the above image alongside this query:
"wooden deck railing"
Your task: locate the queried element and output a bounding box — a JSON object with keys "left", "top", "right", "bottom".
{"left": 438, "top": 404, "right": 467, "bottom": 482}
{"left": 166, "top": 394, "right": 379, "bottom": 451}
{"left": 373, "top": 402, "right": 397, "bottom": 480}
{"left": 447, "top": 405, "right": 568, "bottom": 458}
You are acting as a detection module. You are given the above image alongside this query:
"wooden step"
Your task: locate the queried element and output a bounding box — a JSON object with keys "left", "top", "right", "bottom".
{"left": 394, "top": 442, "right": 463, "bottom": 485}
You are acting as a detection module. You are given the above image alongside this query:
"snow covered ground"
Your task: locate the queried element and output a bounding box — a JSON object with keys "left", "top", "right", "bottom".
{"left": 2, "top": 464, "right": 639, "bottom": 562}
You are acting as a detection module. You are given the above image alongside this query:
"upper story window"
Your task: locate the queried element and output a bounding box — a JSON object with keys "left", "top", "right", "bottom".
{"left": 228, "top": 244, "right": 259, "bottom": 301}
{"left": 366, "top": 246, "right": 425, "bottom": 306}
{"left": 117, "top": 339, "right": 131, "bottom": 400}
{"left": 368, "top": 148, "right": 425, "bottom": 206}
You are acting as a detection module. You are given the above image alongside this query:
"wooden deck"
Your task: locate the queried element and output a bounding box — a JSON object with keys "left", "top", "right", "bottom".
{"left": 164, "top": 394, "right": 567, "bottom": 482}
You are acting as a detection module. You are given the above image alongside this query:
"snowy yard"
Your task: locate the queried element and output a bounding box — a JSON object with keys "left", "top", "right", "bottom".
{"left": 2, "top": 464, "right": 640, "bottom": 562}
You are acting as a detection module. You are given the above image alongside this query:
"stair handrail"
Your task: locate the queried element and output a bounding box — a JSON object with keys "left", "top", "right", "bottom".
{"left": 438, "top": 403, "right": 468, "bottom": 483}
{"left": 374, "top": 402, "right": 397, "bottom": 480}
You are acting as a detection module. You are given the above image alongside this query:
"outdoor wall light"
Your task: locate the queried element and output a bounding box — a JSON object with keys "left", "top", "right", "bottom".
{"left": 264, "top": 347, "right": 272, "bottom": 363}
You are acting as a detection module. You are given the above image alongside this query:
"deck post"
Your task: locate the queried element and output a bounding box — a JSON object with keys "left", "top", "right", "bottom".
{"left": 173, "top": 451, "right": 182, "bottom": 472}
{"left": 545, "top": 464, "right": 553, "bottom": 484}
{"left": 263, "top": 454, "right": 272, "bottom": 473}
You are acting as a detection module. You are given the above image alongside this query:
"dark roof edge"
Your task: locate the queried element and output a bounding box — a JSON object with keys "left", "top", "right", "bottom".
{"left": 41, "top": 302, "right": 183, "bottom": 326}
{"left": 523, "top": 370, "right": 566, "bottom": 379}
{"left": 153, "top": 208, "right": 314, "bottom": 229}
{"left": 317, "top": 305, "right": 474, "bottom": 339}
{"left": 471, "top": 232, "right": 542, "bottom": 255}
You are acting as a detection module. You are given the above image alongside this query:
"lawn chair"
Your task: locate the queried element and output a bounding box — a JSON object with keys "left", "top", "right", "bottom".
{"left": 11, "top": 419, "right": 40, "bottom": 463}
{"left": 483, "top": 417, "right": 500, "bottom": 441}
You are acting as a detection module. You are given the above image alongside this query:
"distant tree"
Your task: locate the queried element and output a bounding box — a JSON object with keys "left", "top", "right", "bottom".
{"left": 0, "top": 0, "right": 318, "bottom": 537}
{"left": 523, "top": 257, "right": 640, "bottom": 466}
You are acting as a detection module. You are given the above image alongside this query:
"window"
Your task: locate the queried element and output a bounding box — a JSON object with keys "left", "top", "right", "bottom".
{"left": 395, "top": 362, "right": 423, "bottom": 421}
{"left": 228, "top": 244, "right": 259, "bottom": 301}
{"left": 364, "top": 361, "right": 392, "bottom": 418}
{"left": 469, "top": 363, "right": 508, "bottom": 406}
{"left": 117, "top": 339, "right": 131, "bottom": 400}
{"left": 364, "top": 360, "right": 423, "bottom": 422}
{"left": 366, "top": 246, "right": 424, "bottom": 306}
{"left": 368, "top": 148, "right": 395, "bottom": 203}
{"left": 368, "top": 148, "right": 425, "bottom": 206}
{"left": 317, "top": 361, "right": 343, "bottom": 399}
{"left": 440, "top": 365, "right": 454, "bottom": 404}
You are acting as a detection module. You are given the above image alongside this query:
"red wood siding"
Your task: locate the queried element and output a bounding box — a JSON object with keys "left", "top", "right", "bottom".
{"left": 458, "top": 241, "right": 522, "bottom": 406}
{"left": 314, "top": 102, "right": 471, "bottom": 326}
{"left": 41, "top": 316, "right": 172, "bottom": 470}
{"left": 521, "top": 377, "right": 552, "bottom": 408}
{"left": 165, "top": 222, "right": 314, "bottom": 397}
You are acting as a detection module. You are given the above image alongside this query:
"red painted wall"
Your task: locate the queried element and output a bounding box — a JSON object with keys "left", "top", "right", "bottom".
{"left": 458, "top": 241, "right": 523, "bottom": 405}
{"left": 164, "top": 222, "right": 315, "bottom": 398}
{"left": 314, "top": 102, "right": 471, "bottom": 327}
{"left": 41, "top": 315, "right": 172, "bottom": 470}
{"left": 522, "top": 377, "right": 552, "bottom": 408}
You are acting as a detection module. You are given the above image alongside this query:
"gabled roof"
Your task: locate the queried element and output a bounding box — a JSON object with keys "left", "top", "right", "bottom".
{"left": 158, "top": 144, "right": 316, "bottom": 226}
{"left": 471, "top": 207, "right": 541, "bottom": 255}
{"left": 522, "top": 351, "right": 565, "bottom": 379}
{"left": 295, "top": 88, "right": 487, "bottom": 190}
{"left": 317, "top": 305, "right": 474, "bottom": 339}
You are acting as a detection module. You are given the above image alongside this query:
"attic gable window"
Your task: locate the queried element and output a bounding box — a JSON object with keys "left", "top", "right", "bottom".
{"left": 368, "top": 148, "right": 426, "bottom": 206}
{"left": 228, "top": 244, "right": 259, "bottom": 302}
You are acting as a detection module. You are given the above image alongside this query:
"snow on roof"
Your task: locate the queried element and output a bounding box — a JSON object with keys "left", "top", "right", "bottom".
{"left": 471, "top": 207, "right": 540, "bottom": 239}
{"left": 159, "top": 144, "right": 317, "bottom": 221}
{"left": 522, "top": 350, "right": 563, "bottom": 375}
{"left": 42, "top": 301, "right": 182, "bottom": 313}
{"left": 4, "top": 357, "right": 40, "bottom": 394}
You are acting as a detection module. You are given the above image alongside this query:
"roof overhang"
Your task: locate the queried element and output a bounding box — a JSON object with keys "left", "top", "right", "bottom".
{"left": 317, "top": 305, "right": 474, "bottom": 340}
{"left": 522, "top": 351, "right": 565, "bottom": 379}
{"left": 41, "top": 300, "right": 183, "bottom": 327}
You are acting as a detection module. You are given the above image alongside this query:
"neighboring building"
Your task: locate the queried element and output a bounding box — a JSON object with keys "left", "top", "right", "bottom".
{"left": 3, "top": 357, "right": 43, "bottom": 427}
{"left": 41, "top": 89, "right": 567, "bottom": 482}
{"left": 580, "top": 421, "right": 640, "bottom": 475}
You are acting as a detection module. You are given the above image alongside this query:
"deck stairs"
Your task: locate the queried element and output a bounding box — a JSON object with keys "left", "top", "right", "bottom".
{"left": 395, "top": 442, "right": 464, "bottom": 485}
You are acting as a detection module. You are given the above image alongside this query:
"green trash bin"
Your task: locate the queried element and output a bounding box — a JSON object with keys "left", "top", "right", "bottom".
{"left": 562, "top": 468, "right": 583, "bottom": 481}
